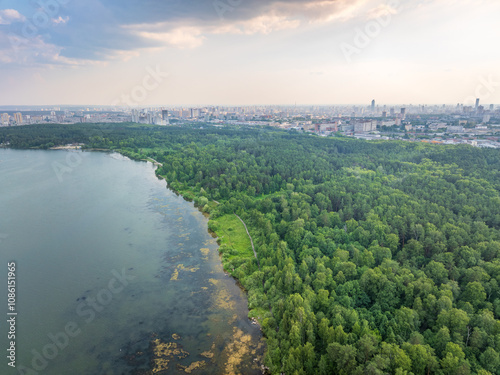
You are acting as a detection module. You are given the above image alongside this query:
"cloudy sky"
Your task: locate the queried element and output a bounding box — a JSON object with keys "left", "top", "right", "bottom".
{"left": 0, "top": 0, "right": 499, "bottom": 106}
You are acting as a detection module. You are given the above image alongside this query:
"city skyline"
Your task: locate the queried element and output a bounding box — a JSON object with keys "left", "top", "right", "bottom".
{"left": 0, "top": 0, "right": 499, "bottom": 106}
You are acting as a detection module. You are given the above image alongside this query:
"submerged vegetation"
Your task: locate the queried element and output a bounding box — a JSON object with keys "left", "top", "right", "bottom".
{"left": 2, "top": 123, "right": 500, "bottom": 374}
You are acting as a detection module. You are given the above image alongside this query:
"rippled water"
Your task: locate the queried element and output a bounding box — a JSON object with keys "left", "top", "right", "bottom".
{"left": 0, "top": 149, "right": 263, "bottom": 375}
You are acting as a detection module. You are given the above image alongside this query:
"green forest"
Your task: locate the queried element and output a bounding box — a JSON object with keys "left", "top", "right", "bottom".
{"left": 2, "top": 123, "right": 500, "bottom": 375}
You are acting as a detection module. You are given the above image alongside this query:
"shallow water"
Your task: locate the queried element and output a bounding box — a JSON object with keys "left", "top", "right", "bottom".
{"left": 0, "top": 149, "right": 263, "bottom": 374}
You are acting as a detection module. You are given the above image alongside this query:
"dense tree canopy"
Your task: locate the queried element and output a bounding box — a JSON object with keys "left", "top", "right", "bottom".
{"left": 2, "top": 123, "right": 500, "bottom": 374}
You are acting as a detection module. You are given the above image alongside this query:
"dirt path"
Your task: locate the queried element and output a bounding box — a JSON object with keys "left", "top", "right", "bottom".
{"left": 234, "top": 214, "right": 260, "bottom": 270}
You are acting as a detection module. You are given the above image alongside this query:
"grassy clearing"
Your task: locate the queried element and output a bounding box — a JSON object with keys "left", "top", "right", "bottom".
{"left": 210, "top": 214, "right": 254, "bottom": 260}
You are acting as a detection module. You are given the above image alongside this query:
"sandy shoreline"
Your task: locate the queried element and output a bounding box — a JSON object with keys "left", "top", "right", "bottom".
{"left": 49, "top": 145, "right": 82, "bottom": 150}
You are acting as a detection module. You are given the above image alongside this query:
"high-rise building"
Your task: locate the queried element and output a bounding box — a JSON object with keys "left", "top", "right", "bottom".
{"left": 131, "top": 109, "right": 139, "bottom": 123}
{"left": 371, "top": 100, "right": 375, "bottom": 112}
{"left": 13, "top": 112, "right": 23, "bottom": 124}
{"left": 162, "top": 110, "right": 168, "bottom": 120}
{"left": 490, "top": 104, "right": 494, "bottom": 111}
{"left": 1, "top": 113, "right": 9, "bottom": 126}
{"left": 390, "top": 108, "right": 395, "bottom": 116}
{"left": 191, "top": 108, "right": 200, "bottom": 118}
{"left": 382, "top": 111, "right": 387, "bottom": 118}
{"left": 475, "top": 98, "right": 480, "bottom": 111}
{"left": 401, "top": 108, "right": 406, "bottom": 120}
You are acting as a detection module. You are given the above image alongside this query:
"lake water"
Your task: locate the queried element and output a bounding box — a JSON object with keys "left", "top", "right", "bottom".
{"left": 0, "top": 149, "right": 263, "bottom": 375}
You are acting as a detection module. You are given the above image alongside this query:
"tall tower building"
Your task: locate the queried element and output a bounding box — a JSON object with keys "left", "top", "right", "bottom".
{"left": 13, "top": 112, "right": 23, "bottom": 124}
{"left": 401, "top": 108, "right": 406, "bottom": 120}
{"left": 1, "top": 113, "right": 9, "bottom": 126}
{"left": 475, "top": 98, "right": 480, "bottom": 111}
{"left": 131, "top": 109, "right": 139, "bottom": 123}
{"left": 371, "top": 100, "right": 375, "bottom": 112}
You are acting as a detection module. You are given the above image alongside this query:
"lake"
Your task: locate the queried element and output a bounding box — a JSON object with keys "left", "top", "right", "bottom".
{"left": 0, "top": 149, "right": 263, "bottom": 375}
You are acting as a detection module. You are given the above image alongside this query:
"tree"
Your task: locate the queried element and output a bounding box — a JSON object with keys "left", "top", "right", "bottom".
{"left": 440, "top": 342, "right": 469, "bottom": 375}
{"left": 402, "top": 343, "right": 438, "bottom": 375}
{"left": 479, "top": 347, "right": 500, "bottom": 374}
{"left": 436, "top": 308, "right": 470, "bottom": 341}
{"left": 425, "top": 261, "right": 448, "bottom": 285}
{"left": 327, "top": 343, "right": 358, "bottom": 375}
{"left": 461, "top": 282, "right": 486, "bottom": 309}
{"left": 434, "top": 326, "right": 451, "bottom": 356}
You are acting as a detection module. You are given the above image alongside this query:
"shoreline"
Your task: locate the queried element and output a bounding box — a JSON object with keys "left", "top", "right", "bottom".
{"left": 2, "top": 146, "right": 266, "bottom": 374}
{"left": 146, "top": 155, "right": 265, "bottom": 331}
{"left": 144, "top": 153, "right": 267, "bottom": 372}
{"left": 6, "top": 146, "right": 266, "bottom": 350}
{"left": 49, "top": 145, "right": 82, "bottom": 150}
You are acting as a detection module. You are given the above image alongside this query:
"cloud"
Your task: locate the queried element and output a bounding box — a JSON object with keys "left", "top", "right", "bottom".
{"left": 124, "top": 0, "right": 369, "bottom": 49}
{"left": 131, "top": 26, "right": 205, "bottom": 49}
{"left": 263, "top": 0, "right": 370, "bottom": 23}
{"left": 128, "top": 13, "right": 301, "bottom": 49}
{"left": 52, "top": 16, "right": 70, "bottom": 25}
{"left": 366, "top": 3, "right": 400, "bottom": 20}
{"left": 212, "top": 14, "right": 301, "bottom": 35}
{"left": 96, "top": 0, "right": 372, "bottom": 42}
{"left": 0, "top": 9, "right": 25, "bottom": 24}
{"left": 0, "top": 0, "right": 373, "bottom": 66}
{"left": 0, "top": 30, "right": 104, "bottom": 67}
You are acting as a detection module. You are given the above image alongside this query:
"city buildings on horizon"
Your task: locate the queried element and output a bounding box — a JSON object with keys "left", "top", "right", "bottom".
{"left": 1, "top": 101, "right": 500, "bottom": 149}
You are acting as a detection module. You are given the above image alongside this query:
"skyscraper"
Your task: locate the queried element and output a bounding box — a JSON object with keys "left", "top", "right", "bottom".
{"left": 371, "top": 100, "right": 375, "bottom": 112}
{"left": 475, "top": 98, "right": 480, "bottom": 111}
{"left": 131, "top": 109, "right": 139, "bottom": 123}
{"left": 1, "top": 113, "right": 9, "bottom": 126}
{"left": 13, "top": 112, "right": 23, "bottom": 124}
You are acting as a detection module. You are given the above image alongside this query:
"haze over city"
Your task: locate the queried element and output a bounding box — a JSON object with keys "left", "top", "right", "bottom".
{"left": 0, "top": 0, "right": 499, "bottom": 106}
